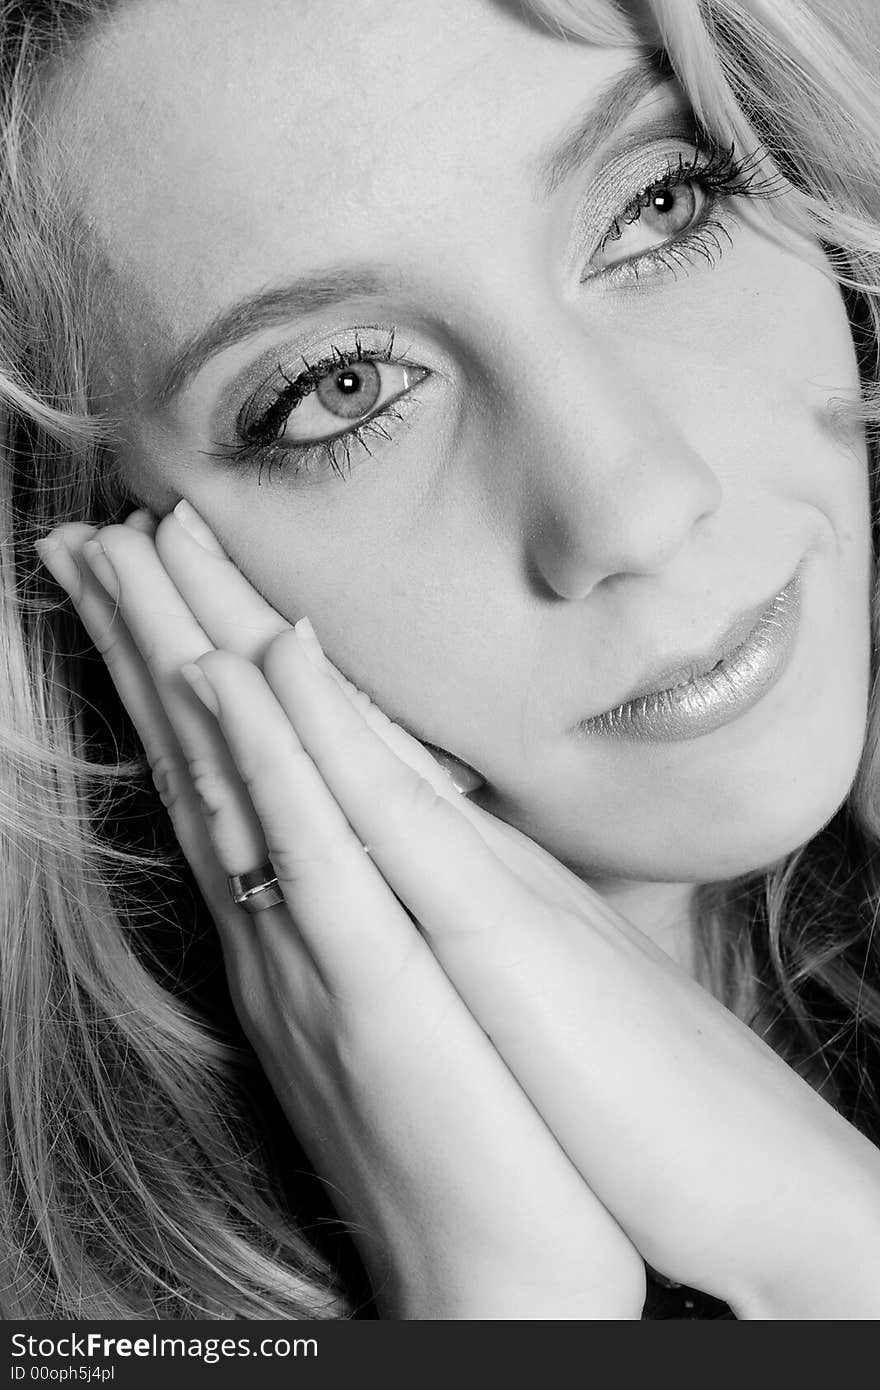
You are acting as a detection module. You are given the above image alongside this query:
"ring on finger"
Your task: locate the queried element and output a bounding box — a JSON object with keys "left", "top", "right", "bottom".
{"left": 228, "top": 862, "right": 285, "bottom": 914}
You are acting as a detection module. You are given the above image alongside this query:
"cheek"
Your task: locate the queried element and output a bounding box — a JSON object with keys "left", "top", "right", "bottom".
{"left": 732, "top": 258, "right": 871, "bottom": 575}
{"left": 227, "top": 521, "right": 519, "bottom": 745}
{"left": 653, "top": 236, "right": 870, "bottom": 544}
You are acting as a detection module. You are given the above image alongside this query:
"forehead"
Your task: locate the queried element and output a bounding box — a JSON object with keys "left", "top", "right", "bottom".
{"left": 54, "top": 0, "right": 640, "bottom": 363}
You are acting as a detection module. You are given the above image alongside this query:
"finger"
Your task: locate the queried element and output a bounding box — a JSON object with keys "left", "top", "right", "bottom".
{"left": 155, "top": 506, "right": 495, "bottom": 809}
{"left": 151, "top": 506, "right": 522, "bottom": 871}
{"left": 254, "top": 626, "right": 528, "bottom": 940}
{"left": 37, "top": 526, "right": 204, "bottom": 824}
{"left": 111, "top": 508, "right": 570, "bottom": 902}
{"left": 40, "top": 530, "right": 330, "bottom": 1005}
{"left": 292, "top": 625, "right": 604, "bottom": 890}
{"left": 79, "top": 525, "right": 268, "bottom": 877}
{"left": 84, "top": 523, "right": 212, "bottom": 679}
{"left": 154, "top": 502, "right": 290, "bottom": 662}
{"left": 39, "top": 526, "right": 192, "bottom": 778}
{"left": 35, "top": 529, "right": 260, "bottom": 982}
{"left": 66, "top": 522, "right": 397, "bottom": 998}
{"left": 293, "top": 617, "right": 477, "bottom": 800}
{"left": 124, "top": 508, "right": 159, "bottom": 537}
{"left": 190, "top": 646, "right": 431, "bottom": 995}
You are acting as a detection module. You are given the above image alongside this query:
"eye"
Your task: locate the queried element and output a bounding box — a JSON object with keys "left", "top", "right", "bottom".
{"left": 581, "top": 140, "right": 780, "bottom": 284}
{"left": 284, "top": 357, "right": 424, "bottom": 441}
{"left": 217, "top": 331, "right": 432, "bottom": 484}
{"left": 252, "top": 354, "right": 427, "bottom": 449}
{"left": 591, "top": 179, "right": 705, "bottom": 272}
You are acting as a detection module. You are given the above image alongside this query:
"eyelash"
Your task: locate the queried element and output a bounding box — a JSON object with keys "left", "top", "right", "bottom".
{"left": 595, "top": 140, "right": 777, "bottom": 284}
{"left": 214, "top": 139, "right": 776, "bottom": 484}
{"left": 211, "top": 330, "right": 421, "bottom": 484}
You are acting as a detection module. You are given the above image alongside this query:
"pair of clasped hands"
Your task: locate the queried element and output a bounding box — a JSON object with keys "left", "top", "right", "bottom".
{"left": 36, "top": 503, "right": 880, "bottom": 1319}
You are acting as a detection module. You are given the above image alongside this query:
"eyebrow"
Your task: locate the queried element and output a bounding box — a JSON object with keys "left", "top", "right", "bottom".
{"left": 150, "top": 267, "right": 399, "bottom": 407}
{"left": 151, "top": 56, "right": 666, "bottom": 409}
{"left": 533, "top": 56, "right": 666, "bottom": 197}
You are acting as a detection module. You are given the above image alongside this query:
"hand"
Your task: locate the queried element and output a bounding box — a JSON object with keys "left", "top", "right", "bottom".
{"left": 35, "top": 507, "right": 646, "bottom": 1321}
{"left": 157, "top": 512, "right": 879, "bottom": 1320}
{"left": 40, "top": 503, "right": 880, "bottom": 1318}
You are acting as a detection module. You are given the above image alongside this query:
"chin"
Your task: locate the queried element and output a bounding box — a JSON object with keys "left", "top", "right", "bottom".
{"left": 662, "top": 771, "right": 859, "bottom": 882}
{"left": 643, "top": 729, "right": 862, "bottom": 883}
{"left": 669, "top": 669, "right": 871, "bottom": 882}
{"left": 489, "top": 677, "right": 870, "bottom": 887}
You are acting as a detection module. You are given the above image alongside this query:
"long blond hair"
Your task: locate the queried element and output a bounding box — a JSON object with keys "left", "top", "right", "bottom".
{"left": 2, "top": 0, "right": 880, "bottom": 1318}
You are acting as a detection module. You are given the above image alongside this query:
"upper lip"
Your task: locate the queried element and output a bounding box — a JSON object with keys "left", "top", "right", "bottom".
{"left": 607, "top": 576, "right": 793, "bottom": 710}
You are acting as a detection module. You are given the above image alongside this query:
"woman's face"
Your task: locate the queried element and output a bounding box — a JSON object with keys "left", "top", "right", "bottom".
{"left": 59, "top": 0, "right": 872, "bottom": 883}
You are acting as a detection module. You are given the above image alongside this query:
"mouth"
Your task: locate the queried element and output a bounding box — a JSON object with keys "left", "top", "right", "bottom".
{"left": 576, "top": 565, "right": 804, "bottom": 743}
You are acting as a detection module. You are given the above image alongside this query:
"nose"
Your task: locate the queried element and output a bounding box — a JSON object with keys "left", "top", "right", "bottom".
{"left": 511, "top": 335, "right": 723, "bottom": 600}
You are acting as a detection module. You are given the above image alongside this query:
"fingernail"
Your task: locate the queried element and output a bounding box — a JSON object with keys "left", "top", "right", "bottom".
{"left": 294, "top": 616, "right": 327, "bottom": 668}
{"left": 81, "top": 539, "right": 119, "bottom": 599}
{"left": 427, "top": 746, "right": 486, "bottom": 797}
{"left": 181, "top": 662, "right": 221, "bottom": 717}
{"left": 172, "top": 499, "right": 226, "bottom": 557}
{"left": 33, "top": 538, "right": 83, "bottom": 600}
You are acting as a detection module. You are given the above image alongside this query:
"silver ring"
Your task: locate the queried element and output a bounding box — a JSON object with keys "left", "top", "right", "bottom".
{"left": 228, "top": 862, "right": 285, "bottom": 915}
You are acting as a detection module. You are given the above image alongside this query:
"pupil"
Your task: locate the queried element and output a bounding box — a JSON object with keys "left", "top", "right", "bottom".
{"left": 316, "top": 358, "right": 383, "bottom": 417}
{"left": 652, "top": 189, "right": 676, "bottom": 214}
{"left": 316, "top": 358, "right": 382, "bottom": 419}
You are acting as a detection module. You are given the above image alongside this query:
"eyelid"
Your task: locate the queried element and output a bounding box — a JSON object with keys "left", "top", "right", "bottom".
{"left": 559, "top": 105, "right": 704, "bottom": 272}
{"left": 208, "top": 322, "right": 426, "bottom": 443}
{"left": 577, "top": 139, "right": 713, "bottom": 257}
{"left": 254, "top": 357, "right": 429, "bottom": 447}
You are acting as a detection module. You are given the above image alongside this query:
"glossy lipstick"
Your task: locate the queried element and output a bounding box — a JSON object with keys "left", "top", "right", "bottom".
{"left": 578, "top": 570, "right": 802, "bottom": 742}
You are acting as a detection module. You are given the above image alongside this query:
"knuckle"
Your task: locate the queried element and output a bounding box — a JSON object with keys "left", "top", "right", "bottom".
{"left": 267, "top": 835, "right": 355, "bottom": 886}
{"left": 187, "top": 756, "right": 228, "bottom": 822}
{"left": 391, "top": 767, "right": 444, "bottom": 826}
{"left": 355, "top": 689, "right": 395, "bottom": 739}
{"left": 149, "top": 751, "right": 185, "bottom": 812}
{"left": 346, "top": 681, "right": 377, "bottom": 719}
{"left": 89, "top": 618, "right": 126, "bottom": 661}
{"left": 363, "top": 769, "right": 449, "bottom": 856}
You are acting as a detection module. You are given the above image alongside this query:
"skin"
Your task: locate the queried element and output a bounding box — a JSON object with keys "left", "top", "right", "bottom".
{"left": 49, "top": 0, "right": 872, "bottom": 969}
{"left": 35, "top": 511, "right": 880, "bottom": 1317}
{"left": 32, "top": 0, "right": 880, "bottom": 1317}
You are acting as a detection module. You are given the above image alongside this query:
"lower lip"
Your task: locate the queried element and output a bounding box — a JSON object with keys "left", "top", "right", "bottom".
{"left": 578, "top": 570, "right": 803, "bottom": 743}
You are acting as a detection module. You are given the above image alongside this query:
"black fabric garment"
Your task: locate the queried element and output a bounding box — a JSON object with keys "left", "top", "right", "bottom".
{"left": 642, "top": 1265, "right": 736, "bottom": 1319}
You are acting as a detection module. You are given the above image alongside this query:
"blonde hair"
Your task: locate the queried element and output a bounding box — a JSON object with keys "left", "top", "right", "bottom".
{"left": 2, "top": 0, "right": 880, "bottom": 1317}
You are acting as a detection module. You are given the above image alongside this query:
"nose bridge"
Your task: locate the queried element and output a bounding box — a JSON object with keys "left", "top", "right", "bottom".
{"left": 503, "top": 328, "right": 723, "bottom": 599}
